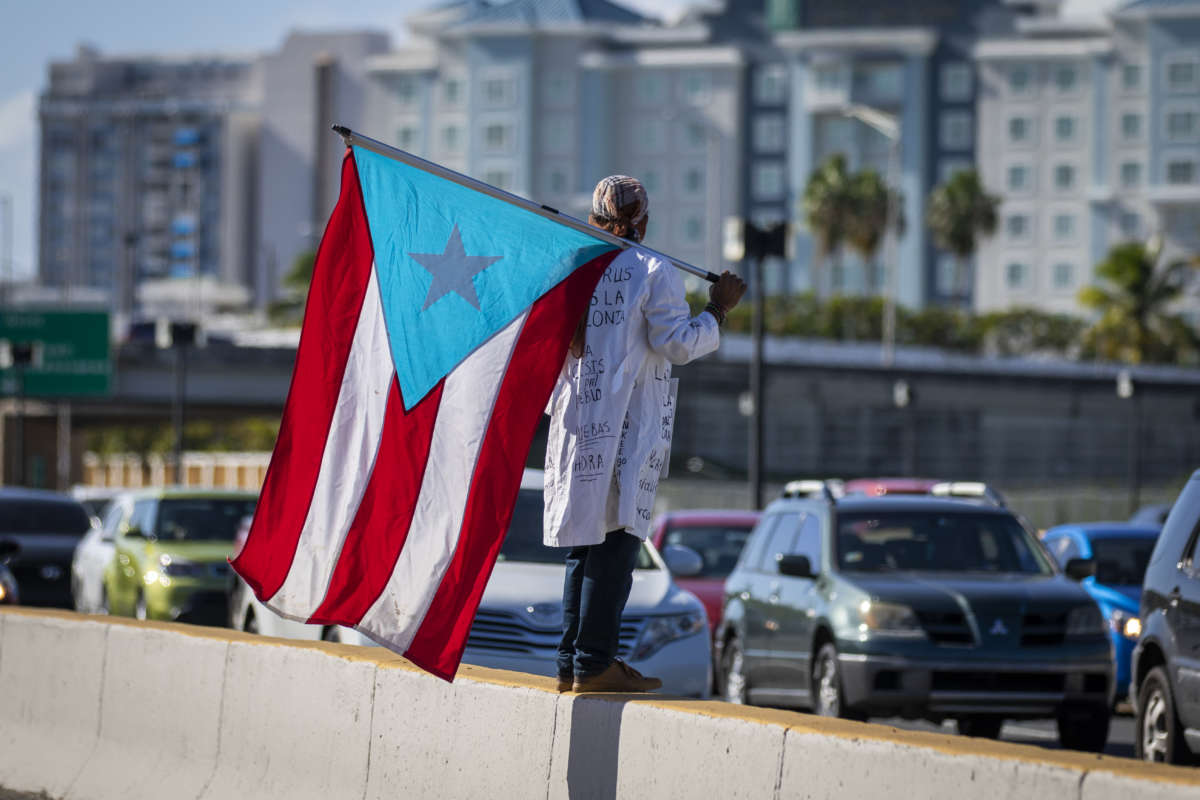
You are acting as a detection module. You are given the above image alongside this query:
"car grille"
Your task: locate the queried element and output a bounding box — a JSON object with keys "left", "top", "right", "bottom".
{"left": 916, "top": 610, "right": 974, "bottom": 646}
{"left": 932, "top": 671, "right": 1065, "bottom": 694}
{"left": 466, "top": 609, "right": 645, "bottom": 658}
{"left": 1019, "top": 611, "right": 1067, "bottom": 646}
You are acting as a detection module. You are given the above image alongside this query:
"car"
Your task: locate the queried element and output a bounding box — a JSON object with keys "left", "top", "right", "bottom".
{"left": 70, "top": 486, "right": 121, "bottom": 523}
{"left": 1042, "top": 523, "right": 1160, "bottom": 703}
{"left": 0, "top": 539, "right": 19, "bottom": 605}
{"left": 715, "top": 492, "right": 1114, "bottom": 751}
{"left": 841, "top": 478, "right": 940, "bottom": 498}
{"left": 0, "top": 488, "right": 93, "bottom": 608}
{"left": 71, "top": 495, "right": 128, "bottom": 613}
{"left": 102, "top": 489, "right": 256, "bottom": 625}
{"left": 1131, "top": 469, "right": 1200, "bottom": 763}
{"left": 461, "top": 470, "right": 712, "bottom": 697}
{"left": 648, "top": 509, "right": 760, "bottom": 638}
{"left": 1129, "top": 503, "right": 1172, "bottom": 527}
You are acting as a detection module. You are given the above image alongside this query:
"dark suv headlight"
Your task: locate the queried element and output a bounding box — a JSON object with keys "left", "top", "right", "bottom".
{"left": 1066, "top": 604, "right": 1105, "bottom": 637}
{"left": 856, "top": 601, "right": 926, "bottom": 639}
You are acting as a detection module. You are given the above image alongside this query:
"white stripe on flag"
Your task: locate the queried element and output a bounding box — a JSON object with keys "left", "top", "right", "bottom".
{"left": 354, "top": 309, "right": 529, "bottom": 650}
{"left": 267, "top": 265, "right": 394, "bottom": 617}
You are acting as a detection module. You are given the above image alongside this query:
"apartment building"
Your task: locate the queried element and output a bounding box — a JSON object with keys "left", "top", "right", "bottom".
{"left": 38, "top": 45, "right": 260, "bottom": 321}
{"left": 974, "top": 0, "right": 1200, "bottom": 316}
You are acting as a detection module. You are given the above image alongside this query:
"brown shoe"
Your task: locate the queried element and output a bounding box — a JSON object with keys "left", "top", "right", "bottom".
{"left": 572, "top": 660, "right": 662, "bottom": 693}
{"left": 556, "top": 675, "right": 573, "bottom": 692}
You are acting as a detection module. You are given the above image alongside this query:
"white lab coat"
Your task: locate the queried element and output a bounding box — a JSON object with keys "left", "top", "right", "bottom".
{"left": 543, "top": 247, "right": 720, "bottom": 548}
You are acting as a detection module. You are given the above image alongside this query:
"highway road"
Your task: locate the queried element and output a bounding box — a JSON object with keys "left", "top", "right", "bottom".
{"left": 881, "top": 712, "right": 1137, "bottom": 759}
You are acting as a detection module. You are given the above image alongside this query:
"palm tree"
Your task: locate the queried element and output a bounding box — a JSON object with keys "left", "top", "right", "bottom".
{"left": 1078, "top": 240, "right": 1199, "bottom": 364}
{"left": 926, "top": 169, "right": 1000, "bottom": 299}
{"left": 845, "top": 168, "right": 905, "bottom": 296}
{"left": 803, "top": 153, "right": 855, "bottom": 297}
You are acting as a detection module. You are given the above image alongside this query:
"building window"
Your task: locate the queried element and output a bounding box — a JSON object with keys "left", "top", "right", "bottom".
{"left": 936, "top": 256, "right": 959, "bottom": 294}
{"left": 1053, "top": 64, "right": 1078, "bottom": 93}
{"left": 681, "top": 71, "right": 710, "bottom": 104}
{"left": 1121, "top": 112, "right": 1142, "bottom": 141}
{"left": 1167, "top": 160, "right": 1196, "bottom": 184}
{"left": 393, "top": 76, "right": 417, "bottom": 106}
{"left": 442, "top": 78, "right": 463, "bottom": 106}
{"left": 684, "top": 121, "right": 707, "bottom": 150}
{"left": 1006, "top": 262, "right": 1030, "bottom": 290}
{"left": 754, "top": 64, "right": 788, "bottom": 104}
{"left": 683, "top": 215, "right": 704, "bottom": 243}
{"left": 1120, "top": 162, "right": 1142, "bottom": 188}
{"left": 440, "top": 125, "right": 462, "bottom": 153}
{"left": 482, "top": 77, "right": 514, "bottom": 107}
{"left": 397, "top": 125, "right": 418, "bottom": 152}
{"left": 483, "top": 123, "right": 510, "bottom": 152}
{"left": 1007, "top": 164, "right": 1031, "bottom": 192}
{"left": 1119, "top": 210, "right": 1141, "bottom": 238}
{"left": 1052, "top": 262, "right": 1075, "bottom": 290}
{"left": 483, "top": 169, "right": 511, "bottom": 191}
{"left": 939, "top": 159, "right": 971, "bottom": 183}
{"left": 1053, "top": 213, "right": 1075, "bottom": 240}
{"left": 940, "top": 62, "right": 972, "bottom": 101}
{"left": 1054, "top": 164, "right": 1076, "bottom": 191}
{"left": 753, "top": 115, "right": 786, "bottom": 152}
{"left": 1166, "top": 109, "right": 1198, "bottom": 141}
{"left": 1008, "top": 64, "right": 1032, "bottom": 95}
{"left": 814, "top": 64, "right": 842, "bottom": 91}
{"left": 1006, "top": 213, "right": 1031, "bottom": 240}
{"left": 544, "top": 117, "right": 571, "bottom": 155}
{"left": 1166, "top": 57, "right": 1198, "bottom": 93}
{"left": 634, "top": 73, "right": 667, "bottom": 106}
{"left": 939, "top": 111, "right": 972, "bottom": 150}
{"left": 752, "top": 163, "right": 785, "bottom": 199}
{"left": 1122, "top": 63, "right": 1142, "bottom": 92}
{"left": 683, "top": 167, "right": 705, "bottom": 194}
{"left": 1054, "top": 115, "right": 1077, "bottom": 143}
{"left": 854, "top": 63, "right": 903, "bottom": 101}
{"left": 1008, "top": 116, "right": 1032, "bottom": 144}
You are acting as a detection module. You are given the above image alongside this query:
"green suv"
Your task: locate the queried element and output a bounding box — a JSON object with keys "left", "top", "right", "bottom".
{"left": 715, "top": 491, "right": 1113, "bottom": 751}
{"left": 102, "top": 489, "right": 256, "bottom": 626}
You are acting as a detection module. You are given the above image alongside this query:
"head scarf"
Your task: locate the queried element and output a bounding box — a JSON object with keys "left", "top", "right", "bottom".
{"left": 591, "top": 175, "right": 648, "bottom": 240}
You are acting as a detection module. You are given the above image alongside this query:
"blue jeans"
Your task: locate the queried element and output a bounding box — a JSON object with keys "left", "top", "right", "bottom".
{"left": 557, "top": 529, "right": 642, "bottom": 679}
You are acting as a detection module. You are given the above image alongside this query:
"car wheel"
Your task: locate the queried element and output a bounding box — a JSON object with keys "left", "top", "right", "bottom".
{"left": 721, "top": 637, "right": 749, "bottom": 705}
{"left": 1136, "top": 666, "right": 1191, "bottom": 764}
{"left": 958, "top": 715, "right": 1004, "bottom": 739}
{"left": 1056, "top": 703, "right": 1110, "bottom": 753}
{"left": 812, "top": 643, "right": 865, "bottom": 721}
{"left": 322, "top": 626, "right": 342, "bottom": 643}
{"left": 71, "top": 575, "right": 85, "bottom": 612}
{"left": 242, "top": 608, "right": 258, "bottom": 635}
{"left": 134, "top": 591, "right": 148, "bottom": 621}
{"left": 99, "top": 586, "right": 111, "bottom": 615}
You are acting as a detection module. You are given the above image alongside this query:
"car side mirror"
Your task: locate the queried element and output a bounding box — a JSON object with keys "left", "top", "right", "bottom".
{"left": 778, "top": 554, "right": 816, "bottom": 579}
{"left": 662, "top": 544, "right": 704, "bottom": 578}
{"left": 0, "top": 539, "right": 19, "bottom": 562}
{"left": 1064, "top": 557, "right": 1096, "bottom": 581}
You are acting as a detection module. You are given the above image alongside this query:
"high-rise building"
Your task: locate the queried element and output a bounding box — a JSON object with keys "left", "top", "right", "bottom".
{"left": 974, "top": 0, "right": 1200, "bottom": 317}
{"left": 38, "top": 44, "right": 261, "bottom": 321}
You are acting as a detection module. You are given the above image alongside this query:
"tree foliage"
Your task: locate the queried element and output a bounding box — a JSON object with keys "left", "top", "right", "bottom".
{"left": 926, "top": 169, "right": 1000, "bottom": 295}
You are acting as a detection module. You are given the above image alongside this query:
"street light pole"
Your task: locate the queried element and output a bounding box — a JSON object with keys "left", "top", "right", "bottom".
{"left": 749, "top": 252, "right": 765, "bottom": 510}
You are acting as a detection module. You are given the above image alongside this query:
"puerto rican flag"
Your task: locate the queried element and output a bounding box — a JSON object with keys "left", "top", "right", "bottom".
{"left": 232, "top": 146, "right": 616, "bottom": 680}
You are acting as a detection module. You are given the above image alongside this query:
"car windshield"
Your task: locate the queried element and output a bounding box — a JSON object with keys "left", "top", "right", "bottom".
{"left": 0, "top": 499, "right": 91, "bottom": 535}
{"left": 1091, "top": 537, "right": 1156, "bottom": 586}
{"left": 664, "top": 524, "right": 753, "bottom": 578}
{"left": 836, "top": 511, "right": 1053, "bottom": 575}
{"left": 154, "top": 498, "right": 256, "bottom": 542}
{"left": 497, "top": 489, "right": 655, "bottom": 569}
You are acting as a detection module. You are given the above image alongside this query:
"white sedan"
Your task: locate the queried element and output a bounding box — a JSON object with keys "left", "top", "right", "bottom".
{"left": 70, "top": 498, "right": 125, "bottom": 613}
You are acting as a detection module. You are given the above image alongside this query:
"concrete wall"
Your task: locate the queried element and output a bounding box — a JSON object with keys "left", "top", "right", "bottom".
{"left": 2, "top": 607, "right": 1199, "bottom": 800}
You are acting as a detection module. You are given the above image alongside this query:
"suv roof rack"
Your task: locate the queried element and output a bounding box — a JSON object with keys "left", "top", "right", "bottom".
{"left": 929, "top": 481, "right": 1007, "bottom": 508}
{"left": 782, "top": 479, "right": 843, "bottom": 503}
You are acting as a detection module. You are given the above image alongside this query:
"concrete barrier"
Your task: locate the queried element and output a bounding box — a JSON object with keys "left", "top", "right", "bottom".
{"left": 2, "top": 607, "right": 1199, "bottom": 800}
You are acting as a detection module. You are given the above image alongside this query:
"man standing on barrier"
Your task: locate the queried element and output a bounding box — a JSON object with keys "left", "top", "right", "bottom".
{"left": 544, "top": 175, "right": 746, "bottom": 693}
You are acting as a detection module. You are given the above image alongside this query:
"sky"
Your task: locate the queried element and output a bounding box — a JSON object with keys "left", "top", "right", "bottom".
{"left": 0, "top": 0, "right": 1118, "bottom": 282}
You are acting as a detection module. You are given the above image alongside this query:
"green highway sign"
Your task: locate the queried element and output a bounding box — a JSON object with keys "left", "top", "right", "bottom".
{"left": 0, "top": 310, "right": 111, "bottom": 397}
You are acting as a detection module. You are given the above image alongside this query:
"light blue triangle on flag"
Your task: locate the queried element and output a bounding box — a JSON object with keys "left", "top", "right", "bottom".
{"left": 353, "top": 146, "right": 614, "bottom": 410}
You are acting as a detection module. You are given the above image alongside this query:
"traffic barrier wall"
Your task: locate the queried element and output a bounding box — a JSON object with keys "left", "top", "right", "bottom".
{"left": 2, "top": 607, "right": 1200, "bottom": 800}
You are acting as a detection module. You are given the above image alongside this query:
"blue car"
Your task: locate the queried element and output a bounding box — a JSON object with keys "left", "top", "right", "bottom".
{"left": 1042, "top": 523, "right": 1160, "bottom": 701}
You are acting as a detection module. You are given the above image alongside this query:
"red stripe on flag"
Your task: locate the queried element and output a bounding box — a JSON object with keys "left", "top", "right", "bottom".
{"left": 306, "top": 377, "right": 444, "bottom": 625}
{"left": 231, "top": 151, "right": 375, "bottom": 600}
{"left": 402, "top": 249, "right": 617, "bottom": 680}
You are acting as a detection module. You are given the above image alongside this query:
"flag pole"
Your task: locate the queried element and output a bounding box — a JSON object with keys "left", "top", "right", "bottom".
{"left": 332, "top": 124, "right": 721, "bottom": 284}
